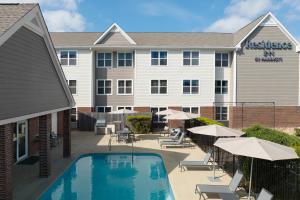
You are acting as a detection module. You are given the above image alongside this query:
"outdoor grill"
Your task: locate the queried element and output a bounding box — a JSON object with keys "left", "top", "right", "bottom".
{"left": 95, "top": 119, "right": 106, "bottom": 135}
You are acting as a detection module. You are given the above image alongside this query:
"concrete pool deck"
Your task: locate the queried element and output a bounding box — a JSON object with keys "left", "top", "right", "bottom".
{"left": 13, "top": 131, "right": 249, "bottom": 200}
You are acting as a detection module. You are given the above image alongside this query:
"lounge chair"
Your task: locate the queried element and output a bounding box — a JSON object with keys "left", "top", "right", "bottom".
{"left": 257, "top": 188, "right": 273, "bottom": 200}
{"left": 157, "top": 129, "right": 181, "bottom": 142}
{"left": 179, "top": 149, "right": 213, "bottom": 171}
{"left": 195, "top": 169, "right": 244, "bottom": 200}
{"left": 160, "top": 132, "right": 188, "bottom": 148}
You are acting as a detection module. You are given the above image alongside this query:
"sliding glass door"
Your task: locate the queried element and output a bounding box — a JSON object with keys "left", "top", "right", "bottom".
{"left": 16, "top": 121, "right": 28, "bottom": 161}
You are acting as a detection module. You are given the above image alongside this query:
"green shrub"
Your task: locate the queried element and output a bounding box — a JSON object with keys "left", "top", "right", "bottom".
{"left": 126, "top": 115, "right": 152, "bottom": 134}
{"left": 244, "top": 124, "right": 300, "bottom": 156}
{"left": 295, "top": 127, "right": 300, "bottom": 137}
{"left": 194, "top": 117, "right": 224, "bottom": 126}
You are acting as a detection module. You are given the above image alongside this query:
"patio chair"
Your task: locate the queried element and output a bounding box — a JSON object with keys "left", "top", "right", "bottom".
{"left": 257, "top": 188, "right": 273, "bottom": 200}
{"left": 179, "top": 149, "right": 213, "bottom": 171}
{"left": 157, "top": 129, "right": 181, "bottom": 143}
{"left": 195, "top": 169, "right": 244, "bottom": 200}
{"left": 160, "top": 132, "right": 188, "bottom": 148}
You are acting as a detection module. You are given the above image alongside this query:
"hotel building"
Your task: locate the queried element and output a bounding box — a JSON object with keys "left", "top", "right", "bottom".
{"left": 51, "top": 12, "right": 300, "bottom": 128}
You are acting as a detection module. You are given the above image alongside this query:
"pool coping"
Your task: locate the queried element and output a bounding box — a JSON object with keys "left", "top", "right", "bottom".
{"left": 38, "top": 152, "right": 176, "bottom": 200}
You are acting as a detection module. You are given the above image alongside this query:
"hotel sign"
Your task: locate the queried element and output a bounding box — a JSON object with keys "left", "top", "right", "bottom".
{"left": 245, "top": 40, "right": 292, "bottom": 62}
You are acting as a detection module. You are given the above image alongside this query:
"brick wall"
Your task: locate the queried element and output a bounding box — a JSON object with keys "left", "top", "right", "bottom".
{"left": 28, "top": 117, "right": 39, "bottom": 156}
{"left": 133, "top": 107, "right": 150, "bottom": 112}
{"left": 77, "top": 107, "right": 93, "bottom": 113}
{"left": 39, "top": 114, "right": 51, "bottom": 178}
{"left": 200, "top": 106, "right": 214, "bottom": 119}
{"left": 168, "top": 106, "right": 183, "bottom": 128}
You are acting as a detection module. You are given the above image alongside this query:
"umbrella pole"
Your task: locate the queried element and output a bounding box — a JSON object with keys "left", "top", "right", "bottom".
{"left": 213, "top": 146, "right": 216, "bottom": 180}
{"left": 248, "top": 157, "right": 254, "bottom": 200}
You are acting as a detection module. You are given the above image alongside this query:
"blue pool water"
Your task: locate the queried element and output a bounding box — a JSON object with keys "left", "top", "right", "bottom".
{"left": 39, "top": 153, "right": 175, "bottom": 200}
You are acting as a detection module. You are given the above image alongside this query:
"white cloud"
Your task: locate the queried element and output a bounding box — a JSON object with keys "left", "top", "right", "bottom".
{"left": 206, "top": 0, "right": 273, "bottom": 32}
{"left": 0, "top": 0, "right": 86, "bottom": 31}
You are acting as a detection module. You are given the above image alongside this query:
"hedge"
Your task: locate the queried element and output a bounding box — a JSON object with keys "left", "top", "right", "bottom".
{"left": 126, "top": 115, "right": 152, "bottom": 134}
{"left": 194, "top": 117, "right": 224, "bottom": 126}
{"left": 244, "top": 124, "right": 300, "bottom": 156}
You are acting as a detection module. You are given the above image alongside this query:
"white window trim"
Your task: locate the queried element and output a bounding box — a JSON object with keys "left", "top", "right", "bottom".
{"left": 215, "top": 52, "right": 229, "bottom": 68}
{"left": 117, "top": 52, "right": 133, "bottom": 68}
{"left": 59, "top": 50, "right": 78, "bottom": 66}
{"left": 150, "top": 50, "right": 168, "bottom": 66}
{"left": 182, "top": 50, "right": 200, "bottom": 66}
{"left": 150, "top": 79, "right": 168, "bottom": 95}
{"left": 117, "top": 106, "right": 134, "bottom": 111}
{"left": 182, "top": 79, "right": 200, "bottom": 95}
{"left": 117, "top": 79, "right": 133, "bottom": 95}
{"left": 96, "top": 52, "right": 112, "bottom": 68}
{"left": 151, "top": 107, "right": 168, "bottom": 123}
{"left": 182, "top": 106, "right": 200, "bottom": 114}
{"left": 215, "top": 106, "right": 228, "bottom": 121}
{"left": 215, "top": 80, "right": 229, "bottom": 95}
{"left": 96, "top": 106, "right": 112, "bottom": 113}
{"left": 96, "top": 79, "right": 113, "bottom": 95}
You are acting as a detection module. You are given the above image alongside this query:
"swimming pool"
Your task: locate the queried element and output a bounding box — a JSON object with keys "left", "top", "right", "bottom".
{"left": 39, "top": 153, "right": 175, "bottom": 200}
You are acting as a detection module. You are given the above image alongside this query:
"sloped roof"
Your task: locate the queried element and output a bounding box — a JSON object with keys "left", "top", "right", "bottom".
{"left": 0, "top": 3, "right": 36, "bottom": 36}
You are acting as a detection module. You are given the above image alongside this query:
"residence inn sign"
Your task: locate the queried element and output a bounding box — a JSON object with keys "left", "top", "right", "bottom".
{"left": 245, "top": 40, "right": 292, "bottom": 62}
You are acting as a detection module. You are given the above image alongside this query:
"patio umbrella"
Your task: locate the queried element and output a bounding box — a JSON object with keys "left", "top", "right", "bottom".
{"left": 188, "top": 125, "right": 245, "bottom": 180}
{"left": 156, "top": 109, "right": 183, "bottom": 129}
{"left": 164, "top": 112, "right": 199, "bottom": 130}
{"left": 110, "top": 109, "right": 137, "bottom": 129}
{"left": 214, "top": 137, "right": 299, "bottom": 199}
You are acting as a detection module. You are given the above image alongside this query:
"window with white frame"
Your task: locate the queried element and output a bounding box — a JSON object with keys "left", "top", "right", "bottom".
{"left": 96, "top": 106, "right": 112, "bottom": 113}
{"left": 215, "top": 107, "right": 228, "bottom": 120}
{"left": 67, "top": 80, "right": 77, "bottom": 94}
{"left": 118, "top": 80, "right": 133, "bottom": 95}
{"left": 118, "top": 53, "right": 132, "bottom": 67}
{"left": 215, "top": 53, "right": 229, "bottom": 67}
{"left": 151, "top": 107, "right": 167, "bottom": 123}
{"left": 183, "top": 51, "right": 199, "bottom": 66}
{"left": 151, "top": 80, "right": 167, "bottom": 94}
{"left": 60, "top": 50, "right": 77, "bottom": 66}
{"left": 97, "top": 53, "right": 112, "bottom": 68}
{"left": 215, "top": 80, "right": 228, "bottom": 94}
{"left": 151, "top": 51, "right": 167, "bottom": 66}
{"left": 183, "top": 80, "right": 199, "bottom": 94}
{"left": 71, "top": 108, "right": 77, "bottom": 122}
{"left": 97, "top": 80, "right": 112, "bottom": 95}
{"left": 117, "top": 106, "right": 133, "bottom": 110}
{"left": 182, "top": 107, "right": 199, "bottom": 114}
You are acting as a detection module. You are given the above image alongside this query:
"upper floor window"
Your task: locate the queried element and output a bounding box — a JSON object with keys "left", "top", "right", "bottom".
{"left": 215, "top": 80, "right": 228, "bottom": 94}
{"left": 215, "top": 53, "right": 228, "bottom": 67}
{"left": 71, "top": 108, "right": 77, "bottom": 122}
{"left": 97, "top": 53, "right": 112, "bottom": 68}
{"left": 182, "top": 107, "right": 199, "bottom": 114}
{"left": 151, "top": 51, "right": 167, "bottom": 66}
{"left": 118, "top": 80, "right": 133, "bottom": 95}
{"left": 60, "top": 50, "right": 77, "bottom": 66}
{"left": 67, "top": 80, "right": 77, "bottom": 94}
{"left": 183, "top": 80, "right": 199, "bottom": 94}
{"left": 96, "top": 79, "right": 112, "bottom": 95}
{"left": 183, "top": 51, "right": 199, "bottom": 66}
{"left": 151, "top": 80, "right": 167, "bottom": 94}
{"left": 117, "top": 106, "right": 133, "bottom": 110}
{"left": 215, "top": 107, "right": 228, "bottom": 121}
{"left": 96, "top": 106, "right": 112, "bottom": 113}
{"left": 151, "top": 107, "right": 167, "bottom": 123}
{"left": 118, "top": 53, "right": 132, "bottom": 67}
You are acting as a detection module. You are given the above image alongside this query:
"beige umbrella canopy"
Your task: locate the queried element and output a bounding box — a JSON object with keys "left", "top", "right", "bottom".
{"left": 214, "top": 137, "right": 299, "bottom": 199}
{"left": 163, "top": 112, "right": 199, "bottom": 120}
{"left": 110, "top": 109, "right": 137, "bottom": 114}
{"left": 188, "top": 124, "right": 245, "bottom": 137}
{"left": 155, "top": 108, "right": 183, "bottom": 115}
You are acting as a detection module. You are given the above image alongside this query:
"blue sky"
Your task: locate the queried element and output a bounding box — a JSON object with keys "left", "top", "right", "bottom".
{"left": 2, "top": 0, "right": 300, "bottom": 40}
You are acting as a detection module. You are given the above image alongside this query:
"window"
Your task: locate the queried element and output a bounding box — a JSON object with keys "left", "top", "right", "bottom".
{"left": 151, "top": 107, "right": 167, "bottom": 123}
{"left": 215, "top": 53, "right": 228, "bottom": 67}
{"left": 182, "top": 107, "right": 199, "bottom": 114}
{"left": 183, "top": 80, "right": 199, "bottom": 94}
{"left": 71, "top": 108, "right": 77, "bottom": 122}
{"left": 60, "top": 50, "right": 77, "bottom": 66}
{"left": 215, "top": 107, "right": 228, "bottom": 120}
{"left": 97, "top": 80, "right": 112, "bottom": 95}
{"left": 96, "top": 106, "right": 112, "bottom": 113}
{"left": 183, "top": 51, "right": 199, "bottom": 66}
{"left": 215, "top": 80, "right": 228, "bottom": 94}
{"left": 151, "top": 80, "right": 167, "bottom": 94}
{"left": 118, "top": 53, "right": 132, "bottom": 67}
{"left": 67, "top": 80, "right": 77, "bottom": 94}
{"left": 118, "top": 80, "right": 133, "bottom": 95}
{"left": 97, "top": 53, "right": 112, "bottom": 68}
{"left": 151, "top": 51, "right": 167, "bottom": 66}
{"left": 117, "top": 106, "right": 133, "bottom": 110}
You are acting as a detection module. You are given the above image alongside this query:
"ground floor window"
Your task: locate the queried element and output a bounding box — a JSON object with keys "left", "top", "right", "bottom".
{"left": 96, "top": 106, "right": 112, "bottom": 113}
{"left": 182, "top": 107, "right": 199, "bottom": 114}
{"left": 117, "top": 106, "right": 133, "bottom": 110}
{"left": 215, "top": 107, "right": 228, "bottom": 120}
{"left": 71, "top": 108, "right": 77, "bottom": 122}
{"left": 151, "top": 107, "right": 167, "bottom": 123}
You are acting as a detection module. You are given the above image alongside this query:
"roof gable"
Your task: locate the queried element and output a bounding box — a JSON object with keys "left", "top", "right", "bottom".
{"left": 93, "top": 23, "right": 136, "bottom": 45}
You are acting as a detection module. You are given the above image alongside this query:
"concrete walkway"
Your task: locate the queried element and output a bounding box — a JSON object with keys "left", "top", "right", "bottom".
{"left": 13, "top": 131, "right": 248, "bottom": 200}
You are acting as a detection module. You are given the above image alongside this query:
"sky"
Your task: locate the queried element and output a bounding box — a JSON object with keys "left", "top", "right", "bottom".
{"left": 1, "top": 0, "right": 300, "bottom": 40}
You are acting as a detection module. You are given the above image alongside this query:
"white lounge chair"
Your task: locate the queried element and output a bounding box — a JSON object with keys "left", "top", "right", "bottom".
{"left": 179, "top": 149, "right": 213, "bottom": 171}
{"left": 160, "top": 132, "right": 189, "bottom": 148}
{"left": 195, "top": 170, "right": 244, "bottom": 200}
{"left": 158, "top": 129, "right": 181, "bottom": 142}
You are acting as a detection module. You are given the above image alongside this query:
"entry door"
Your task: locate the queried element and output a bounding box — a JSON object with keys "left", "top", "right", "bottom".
{"left": 16, "top": 121, "right": 28, "bottom": 161}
